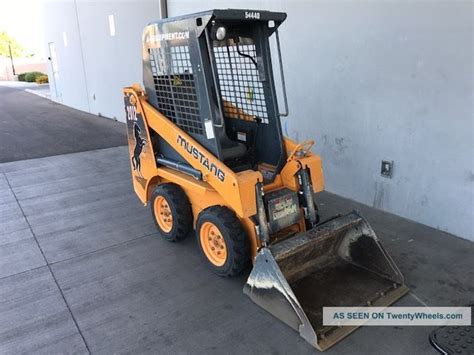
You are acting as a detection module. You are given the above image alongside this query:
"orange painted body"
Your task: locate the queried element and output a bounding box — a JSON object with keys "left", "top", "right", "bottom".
{"left": 124, "top": 85, "right": 325, "bottom": 261}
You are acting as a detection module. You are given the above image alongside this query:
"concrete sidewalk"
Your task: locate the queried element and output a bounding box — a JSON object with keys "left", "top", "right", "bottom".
{"left": 0, "top": 146, "right": 472, "bottom": 354}
{"left": 0, "top": 83, "right": 126, "bottom": 163}
{"left": 24, "top": 83, "right": 51, "bottom": 100}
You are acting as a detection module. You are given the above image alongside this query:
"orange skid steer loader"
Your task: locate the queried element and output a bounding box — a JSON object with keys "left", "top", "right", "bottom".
{"left": 123, "top": 9, "right": 408, "bottom": 351}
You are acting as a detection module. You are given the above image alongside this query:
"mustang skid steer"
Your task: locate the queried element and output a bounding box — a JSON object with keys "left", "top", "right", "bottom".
{"left": 123, "top": 9, "right": 408, "bottom": 351}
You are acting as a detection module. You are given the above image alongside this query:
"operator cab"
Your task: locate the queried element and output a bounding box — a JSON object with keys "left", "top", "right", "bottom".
{"left": 142, "top": 9, "right": 288, "bottom": 181}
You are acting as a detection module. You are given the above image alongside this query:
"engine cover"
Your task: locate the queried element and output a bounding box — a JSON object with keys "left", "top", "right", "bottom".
{"left": 264, "top": 188, "right": 301, "bottom": 233}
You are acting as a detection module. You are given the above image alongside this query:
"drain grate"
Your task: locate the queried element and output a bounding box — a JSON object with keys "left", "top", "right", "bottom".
{"left": 430, "top": 325, "right": 474, "bottom": 354}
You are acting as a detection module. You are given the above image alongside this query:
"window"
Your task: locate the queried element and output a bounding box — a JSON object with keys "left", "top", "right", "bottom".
{"left": 108, "top": 15, "right": 116, "bottom": 37}
{"left": 149, "top": 45, "right": 203, "bottom": 135}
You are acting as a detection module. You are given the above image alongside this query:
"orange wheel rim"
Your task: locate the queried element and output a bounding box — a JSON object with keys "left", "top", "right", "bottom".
{"left": 154, "top": 196, "right": 173, "bottom": 233}
{"left": 199, "top": 222, "right": 227, "bottom": 267}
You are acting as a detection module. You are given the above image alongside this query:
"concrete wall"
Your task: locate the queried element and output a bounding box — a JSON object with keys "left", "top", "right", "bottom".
{"left": 41, "top": 0, "right": 160, "bottom": 117}
{"left": 40, "top": 0, "right": 473, "bottom": 240}
{"left": 168, "top": 0, "right": 473, "bottom": 240}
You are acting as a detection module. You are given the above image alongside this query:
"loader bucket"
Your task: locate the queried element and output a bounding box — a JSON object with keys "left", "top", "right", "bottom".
{"left": 244, "top": 211, "right": 409, "bottom": 351}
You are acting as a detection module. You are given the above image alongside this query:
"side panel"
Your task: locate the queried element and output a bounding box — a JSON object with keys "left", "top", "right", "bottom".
{"left": 128, "top": 86, "right": 261, "bottom": 218}
{"left": 124, "top": 88, "right": 157, "bottom": 204}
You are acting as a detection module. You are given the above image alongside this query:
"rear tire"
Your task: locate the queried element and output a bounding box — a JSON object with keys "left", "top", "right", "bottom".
{"left": 151, "top": 183, "right": 192, "bottom": 242}
{"left": 196, "top": 206, "right": 249, "bottom": 277}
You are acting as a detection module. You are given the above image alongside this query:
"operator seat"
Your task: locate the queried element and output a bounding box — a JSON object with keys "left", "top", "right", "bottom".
{"left": 217, "top": 127, "right": 247, "bottom": 160}
{"left": 212, "top": 105, "right": 247, "bottom": 161}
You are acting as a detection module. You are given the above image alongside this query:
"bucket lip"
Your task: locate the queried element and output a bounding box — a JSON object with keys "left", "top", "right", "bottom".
{"left": 316, "top": 284, "right": 410, "bottom": 351}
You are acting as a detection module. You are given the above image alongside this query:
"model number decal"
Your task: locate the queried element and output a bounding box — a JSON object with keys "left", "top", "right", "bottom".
{"left": 126, "top": 105, "right": 137, "bottom": 121}
{"left": 245, "top": 11, "right": 260, "bottom": 20}
{"left": 177, "top": 134, "right": 225, "bottom": 182}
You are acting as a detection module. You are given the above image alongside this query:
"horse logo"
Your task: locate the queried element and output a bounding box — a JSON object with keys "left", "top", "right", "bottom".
{"left": 131, "top": 122, "right": 147, "bottom": 177}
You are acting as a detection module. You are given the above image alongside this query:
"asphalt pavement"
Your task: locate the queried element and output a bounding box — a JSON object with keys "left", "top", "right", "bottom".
{"left": 0, "top": 83, "right": 126, "bottom": 163}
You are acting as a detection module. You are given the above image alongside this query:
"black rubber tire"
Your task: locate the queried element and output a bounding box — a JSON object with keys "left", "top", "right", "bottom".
{"left": 150, "top": 183, "right": 192, "bottom": 242}
{"left": 196, "top": 206, "right": 249, "bottom": 277}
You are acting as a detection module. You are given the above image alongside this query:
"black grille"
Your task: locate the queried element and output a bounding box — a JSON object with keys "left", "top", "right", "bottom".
{"left": 149, "top": 45, "right": 203, "bottom": 135}
{"left": 213, "top": 41, "right": 268, "bottom": 124}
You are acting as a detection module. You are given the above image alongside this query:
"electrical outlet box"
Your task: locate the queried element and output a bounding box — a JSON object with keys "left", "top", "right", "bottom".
{"left": 381, "top": 160, "right": 393, "bottom": 178}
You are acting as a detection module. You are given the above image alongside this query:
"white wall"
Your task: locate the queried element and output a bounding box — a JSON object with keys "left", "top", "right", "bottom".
{"left": 168, "top": 0, "right": 473, "bottom": 240}
{"left": 41, "top": 0, "right": 160, "bottom": 118}
{"left": 41, "top": 0, "right": 473, "bottom": 240}
{"left": 41, "top": 0, "right": 90, "bottom": 112}
{"left": 75, "top": 1, "right": 160, "bottom": 119}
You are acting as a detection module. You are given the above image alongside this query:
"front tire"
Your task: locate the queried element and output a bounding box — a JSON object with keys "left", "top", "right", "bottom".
{"left": 150, "top": 183, "right": 192, "bottom": 242}
{"left": 196, "top": 206, "right": 249, "bottom": 277}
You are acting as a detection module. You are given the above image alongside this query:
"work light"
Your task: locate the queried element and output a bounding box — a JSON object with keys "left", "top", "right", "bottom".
{"left": 216, "top": 26, "right": 226, "bottom": 40}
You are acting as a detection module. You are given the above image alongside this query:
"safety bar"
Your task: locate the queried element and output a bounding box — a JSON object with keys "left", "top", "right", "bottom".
{"left": 205, "top": 27, "right": 225, "bottom": 128}
{"left": 275, "top": 30, "right": 289, "bottom": 117}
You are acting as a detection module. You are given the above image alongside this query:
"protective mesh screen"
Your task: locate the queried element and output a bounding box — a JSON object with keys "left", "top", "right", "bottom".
{"left": 149, "top": 45, "right": 203, "bottom": 135}
{"left": 213, "top": 41, "right": 269, "bottom": 124}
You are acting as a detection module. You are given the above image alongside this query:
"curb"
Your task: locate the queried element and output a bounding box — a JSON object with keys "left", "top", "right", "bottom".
{"left": 25, "top": 88, "right": 52, "bottom": 100}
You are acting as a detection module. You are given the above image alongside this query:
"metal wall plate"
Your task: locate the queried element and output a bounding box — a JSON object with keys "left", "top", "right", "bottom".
{"left": 381, "top": 160, "right": 393, "bottom": 178}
